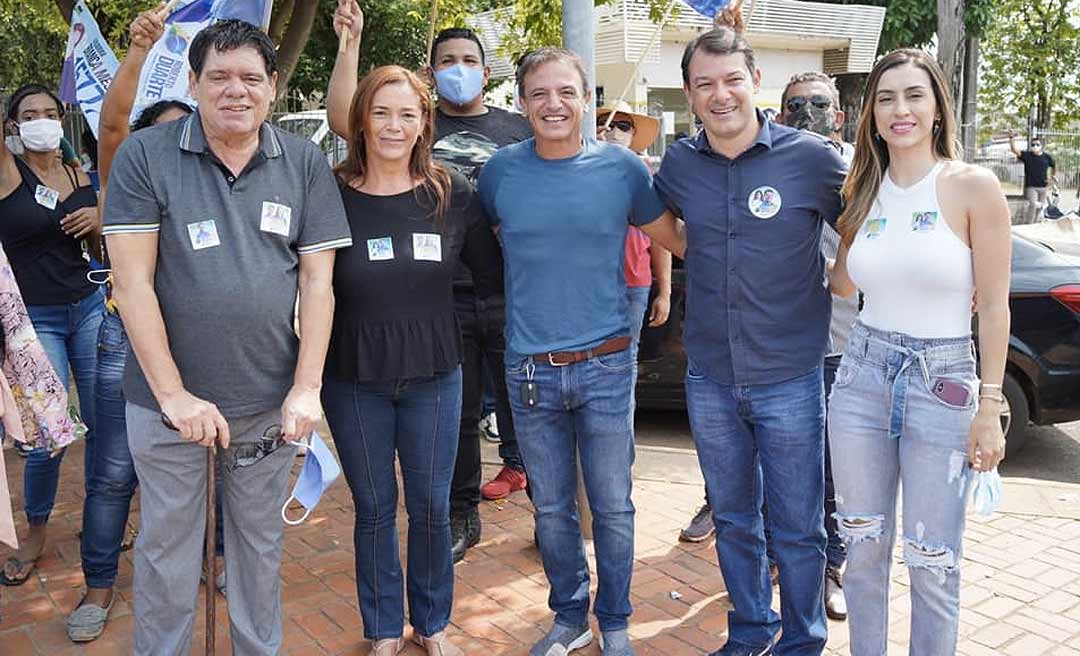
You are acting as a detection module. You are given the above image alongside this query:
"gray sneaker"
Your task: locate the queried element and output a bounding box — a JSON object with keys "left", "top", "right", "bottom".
{"left": 679, "top": 503, "right": 715, "bottom": 542}
{"left": 530, "top": 622, "right": 593, "bottom": 656}
{"left": 599, "top": 629, "right": 634, "bottom": 655}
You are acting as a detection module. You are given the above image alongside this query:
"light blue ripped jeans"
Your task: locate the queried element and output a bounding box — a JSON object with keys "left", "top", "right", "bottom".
{"left": 828, "top": 321, "right": 976, "bottom": 656}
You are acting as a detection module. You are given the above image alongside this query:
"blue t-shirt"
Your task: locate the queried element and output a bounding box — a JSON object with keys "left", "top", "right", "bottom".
{"left": 654, "top": 116, "right": 846, "bottom": 386}
{"left": 478, "top": 138, "right": 667, "bottom": 361}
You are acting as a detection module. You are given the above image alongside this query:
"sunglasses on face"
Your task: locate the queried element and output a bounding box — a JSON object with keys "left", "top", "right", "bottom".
{"left": 599, "top": 118, "right": 634, "bottom": 133}
{"left": 784, "top": 94, "right": 832, "bottom": 113}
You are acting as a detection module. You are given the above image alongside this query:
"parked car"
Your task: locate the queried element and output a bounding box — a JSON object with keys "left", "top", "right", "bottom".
{"left": 273, "top": 110, "right": 348, "bottom": 165}
{"left": 635, "top": 232, "right": 1080, "bottom": 456}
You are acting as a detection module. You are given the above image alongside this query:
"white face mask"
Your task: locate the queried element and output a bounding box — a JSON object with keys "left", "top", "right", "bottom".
{"left": 17, "top": 118, "right": 64, "bottom": 152}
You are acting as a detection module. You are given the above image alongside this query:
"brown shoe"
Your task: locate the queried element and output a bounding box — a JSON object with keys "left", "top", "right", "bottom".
{"left": 370, "top": 637, "right": 405, "bottom": 655}
{"left": 414, "top": 630, "right": 463, "bottom": 656}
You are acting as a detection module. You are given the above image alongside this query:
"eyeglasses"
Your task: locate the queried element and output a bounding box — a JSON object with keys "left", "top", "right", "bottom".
{"left": 599, "top": 119, "right": 634, "bottom": 133}
{"left": 784, "top": 94, "right": 833, "bottom": 113}
{"left": 229, "top": 424, "right": 291, "bottom": 471}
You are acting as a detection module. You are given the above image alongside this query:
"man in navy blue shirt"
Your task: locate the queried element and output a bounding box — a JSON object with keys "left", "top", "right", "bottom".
{"left": 654, "top": 28, "right": 846, "bottom": 656}
{"left": 479, "top": 47, "right": 684, "bottom": 656}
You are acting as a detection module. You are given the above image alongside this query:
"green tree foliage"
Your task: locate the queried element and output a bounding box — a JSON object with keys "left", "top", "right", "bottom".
{"left": 980, "top": 0, "right": 1080, "bottom": 130}
{"left": 819, "top": 0, "right": 994, "bottom": 53}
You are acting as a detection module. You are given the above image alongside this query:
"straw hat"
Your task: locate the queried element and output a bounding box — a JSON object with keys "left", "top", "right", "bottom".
{"left": 597, "top": 101, "right": 661, "bottom": 153}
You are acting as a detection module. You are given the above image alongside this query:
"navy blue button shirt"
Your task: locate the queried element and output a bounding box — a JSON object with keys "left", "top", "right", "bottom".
{"left": 654, "top": 115, "right": 846, "bottom": 385}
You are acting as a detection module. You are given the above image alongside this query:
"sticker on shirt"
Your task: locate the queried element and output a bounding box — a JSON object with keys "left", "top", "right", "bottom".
{"left": 260, "top": 201, "right": 292, "bottom": 237}
{"left": 35, "top": 184, "right": 59, "bottom": 210}
{"left": 747, "top": 186, "right": 781, "bottom": 219}
{"left": 187, "top": 220, "right": 221, "bottom": 250}
{"left": 412, "top": 233, "right": 442, "bottom": 262}
{"left": 911, "top": 211, "right": 938, "bottom": 232}
{"left": 367, "top": 237, "right": 394, "bottom": 261}
{"left": 864, "top": 218, "right": 887, "bottom": 239}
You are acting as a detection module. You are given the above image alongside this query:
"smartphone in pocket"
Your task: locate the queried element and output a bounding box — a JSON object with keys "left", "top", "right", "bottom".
{"left": 932, "top": 378, "right": 971, "bottom": 407}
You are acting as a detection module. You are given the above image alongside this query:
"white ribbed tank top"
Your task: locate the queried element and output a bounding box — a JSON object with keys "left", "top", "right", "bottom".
{"left": 847, "top": 162, "right": 975, "bottom": 338}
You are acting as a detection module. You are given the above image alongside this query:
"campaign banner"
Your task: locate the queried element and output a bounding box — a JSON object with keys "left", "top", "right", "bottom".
{"left": 132, "top": 0, "right": 272, "bottom": 118}
{"left": 59, "top": 1, "right": 121, "bottom": 138}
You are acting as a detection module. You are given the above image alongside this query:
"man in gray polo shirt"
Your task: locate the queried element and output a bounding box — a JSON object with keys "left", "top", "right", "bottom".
{"left": 103, "top": 20, "right": 350, "bottom": 656}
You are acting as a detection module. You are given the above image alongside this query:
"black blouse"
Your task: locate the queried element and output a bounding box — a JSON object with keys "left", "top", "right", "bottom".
{"left": 326, "top": 170, "right": 502, "bottom": 382}
{"left": 0, "top": 158, "right": 97, "bottom": 305}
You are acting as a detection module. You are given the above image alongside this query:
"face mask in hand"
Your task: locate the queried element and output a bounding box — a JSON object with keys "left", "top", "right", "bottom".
{"left": 282, "top": 432, "right": 341, "bottom": 525}
{"left": 971, "top": 469, "right": 1002, "bottom": 516}
{"left": 17, "top": 118, "right": 64, "bottom": 152}
{"left": 434, "top": 64, "right": 485, "bottom": 107}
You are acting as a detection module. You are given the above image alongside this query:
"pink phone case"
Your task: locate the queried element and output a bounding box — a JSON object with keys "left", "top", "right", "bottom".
{"left": 932, "top": 378, "right": 970, "bottom": 407}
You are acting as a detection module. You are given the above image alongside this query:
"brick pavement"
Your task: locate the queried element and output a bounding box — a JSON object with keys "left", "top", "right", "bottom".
{"left": 2, "top": 440, "right": 1080, "bottom": 655}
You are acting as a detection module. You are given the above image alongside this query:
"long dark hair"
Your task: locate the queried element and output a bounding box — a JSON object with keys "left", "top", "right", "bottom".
{"left": 335, "top": 65, "right": 451, "bottom": 224}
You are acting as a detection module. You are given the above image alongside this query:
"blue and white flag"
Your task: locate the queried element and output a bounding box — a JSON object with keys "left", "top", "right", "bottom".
{"left": 59, "top": 1, "right": 120, "bottom": 138}
{"left": 132, "top": 0, "right": 272, "bottom": 118}
{"left": 685, "top": 0, "right": 734, "bottom": 18}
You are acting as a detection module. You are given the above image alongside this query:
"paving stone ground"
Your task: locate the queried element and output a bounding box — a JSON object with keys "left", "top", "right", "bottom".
{"left": 2, "top": 436, "right": 1080, "bottom": 655}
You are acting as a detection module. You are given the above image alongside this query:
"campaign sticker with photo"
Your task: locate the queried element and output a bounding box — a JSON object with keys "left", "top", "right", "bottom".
{"left": 864, "top": 217, "right": 887, "bottom": 239}
{"left": 187, "top": 220, "right": 221, "bottom": 250}
{"left": 367, "top": 237, "right": 394, "bottom": 261}
{"left": 748, "top": 186, "right": 781, "bottom": 219}
{"left": 35, "top": 184, "right": 59, "bottom": 210}
{"left": 260, "top": 201, "right": 292, "bottom": 237}
{"left": 911, "top": 211, "right": 938, "bottom": 232}
{"left": 412, "top": 233, "right": 442, "bottom": 262}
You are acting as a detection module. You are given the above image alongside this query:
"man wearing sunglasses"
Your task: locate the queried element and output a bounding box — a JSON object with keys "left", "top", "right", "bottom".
{"left": 778, "top": 71, "right": 857, "bottom": 625}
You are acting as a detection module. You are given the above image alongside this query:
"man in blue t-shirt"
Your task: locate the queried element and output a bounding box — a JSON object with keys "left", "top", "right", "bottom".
{"left": 478, "top": 47, "right": 685, "bottom": 656}
{"left": 653, "top": 29, "right": 846, "bottom": 656}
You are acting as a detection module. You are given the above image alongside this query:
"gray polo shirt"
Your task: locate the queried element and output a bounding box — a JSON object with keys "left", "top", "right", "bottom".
{"left": 103, "top": 112, "right": 351, "bottom": 417}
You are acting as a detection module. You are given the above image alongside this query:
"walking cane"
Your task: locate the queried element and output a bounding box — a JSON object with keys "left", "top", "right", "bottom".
{"left": 161, "top": 414, "right": 217, "bottom": 655}
{"left": 205, "top": 445, "right": 217, "bottom": 656}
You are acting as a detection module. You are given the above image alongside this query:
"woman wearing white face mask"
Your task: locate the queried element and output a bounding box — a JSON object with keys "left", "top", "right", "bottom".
{"left": 0, "top": 83, "right": 105, "bottom": 587}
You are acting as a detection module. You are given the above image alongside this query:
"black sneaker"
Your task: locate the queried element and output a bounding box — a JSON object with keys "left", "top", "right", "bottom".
{"left": 708, "top": 642, "right": 773, "bottom": 656}
{"left": 450, "top": 508, "right": 481, "bottom": 563}
{"left": 679, "top": 504, "right": 715, "bottom": 542}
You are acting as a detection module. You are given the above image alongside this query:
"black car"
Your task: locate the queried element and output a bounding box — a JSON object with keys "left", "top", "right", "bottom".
{"left": 635, "top": 233, "right": 1080, "bottom": 455}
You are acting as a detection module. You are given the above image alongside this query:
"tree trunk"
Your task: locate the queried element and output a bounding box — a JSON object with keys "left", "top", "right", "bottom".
{"left": 274, "top": 0, "right": 318, "bottom": 100}
{"left": 961, "top": 35, "right": 978, "bottom": 161}
{"left": 268, "top": 0, "right": 296, "bottom": 44}
{"left": 53, "top": 0, "right": 74, "bottom": 22}
{"left": 936, "top": 0, "right": 965, "bottom": 122}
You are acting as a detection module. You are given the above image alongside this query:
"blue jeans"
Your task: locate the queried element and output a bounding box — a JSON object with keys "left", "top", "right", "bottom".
{"left": 828, "top": 322, "right": 976, "bottom": 656}
{"left": 823, "top": 354, "right": 846, "bottom": 571}
{"left": 321, "top": 368, "right": 462, "bottom": 639}
{"left": 81, "top": 311, "right": 138, "bottom": 589}
{"left": 24, "top": 288, "right": 105, "bottom": 525}
{"left": 686, "top": 365, "right": 827, "bottom": 655}
{"left": 625, "top": 286, "right": 651, "bottom": 363}
{"left": 505, "top": 348, "right": 636, "bottom": 632}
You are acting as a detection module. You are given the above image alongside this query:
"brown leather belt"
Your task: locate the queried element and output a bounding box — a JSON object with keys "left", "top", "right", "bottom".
{"left": 533, "top": 336, "right": 631, "bottom": 367}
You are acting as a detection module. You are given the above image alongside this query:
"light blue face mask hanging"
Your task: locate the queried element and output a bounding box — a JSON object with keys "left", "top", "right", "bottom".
{"left": 971, "top": 469, "right": 1002, "bottom": 516}
{"left": 282, "top": 432, "right": 341, "bottom": 525}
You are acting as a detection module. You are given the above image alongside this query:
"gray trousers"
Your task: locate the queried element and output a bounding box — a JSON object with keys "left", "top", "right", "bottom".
{"left": 127, "top": 402, "right": 296, "bottom": 656}
{"left": 1022, "top": 186, "right": 1049, "bottom": 224}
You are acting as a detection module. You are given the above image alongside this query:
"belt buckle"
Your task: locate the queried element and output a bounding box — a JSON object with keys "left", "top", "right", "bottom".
{"left": 547, "top": 352, "right": 569, "bottom": 367}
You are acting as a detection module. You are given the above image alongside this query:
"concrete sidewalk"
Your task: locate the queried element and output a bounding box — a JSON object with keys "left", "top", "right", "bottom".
{"left": 2, "top": 437, "right": 1080, "bottom": 655}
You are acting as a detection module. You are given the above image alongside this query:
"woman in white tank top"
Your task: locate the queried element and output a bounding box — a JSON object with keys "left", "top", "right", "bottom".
{"left": 826, "top": 50, "right": 1011, "bottom": 655}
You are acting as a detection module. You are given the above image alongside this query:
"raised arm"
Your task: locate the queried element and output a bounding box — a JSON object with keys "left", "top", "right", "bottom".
{"left": 1008, "top": 131, "right": 1022, "bottom": 160}
{"left": 98, "top": 4, "right": 168, "bottom": 188}
{"left": 326, "top": 0, "right": 363, "bottom": 140}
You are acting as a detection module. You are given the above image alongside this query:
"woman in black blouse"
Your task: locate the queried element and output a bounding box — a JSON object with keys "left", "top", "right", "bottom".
{"left": 0, "top": 84, "right": 105, "bottom": 586}
{"left": 323, "top": 65, "right": 500, "bottom": 656}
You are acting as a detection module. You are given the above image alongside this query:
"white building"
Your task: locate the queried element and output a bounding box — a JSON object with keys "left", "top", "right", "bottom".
{"left": 471, "top": 0, "right": 885, "bottom": 152}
